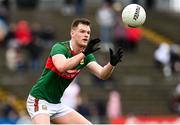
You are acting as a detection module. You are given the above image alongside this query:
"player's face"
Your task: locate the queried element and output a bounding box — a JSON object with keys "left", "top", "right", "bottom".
{"left": 71, "top": 23, "right": 91, "bottom": 47}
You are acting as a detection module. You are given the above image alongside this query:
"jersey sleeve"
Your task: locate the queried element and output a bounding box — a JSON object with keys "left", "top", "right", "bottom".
{"left": 50, "top": 43, "right": 67, "bottom": 56}
{"left": 84, "top": 54, "right": 96, "bottom": 65}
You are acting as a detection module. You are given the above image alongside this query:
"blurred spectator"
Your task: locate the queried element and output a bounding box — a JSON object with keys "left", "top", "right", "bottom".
{"left": 6, "top": 39, "right": 26, "bottom": 73}
{"left": 6, "top": 39, "right": 19, "bottom": 71}
{"left": 106, "top": 90, "right": 122, "bottom": 123}
{"left": 154, "top": 43, "right": 180, "bottom": 77}
{"left": 125, "top": 27, "right": 143, "bottom": 51}
{"left": 15, "top": 20, "right": 32, "bottom": 47}
{"left": 154, "top": 43, "right": 171, "bottom": 77}
{"left": 96, "top": 0, "right": 115, "bottom": 52}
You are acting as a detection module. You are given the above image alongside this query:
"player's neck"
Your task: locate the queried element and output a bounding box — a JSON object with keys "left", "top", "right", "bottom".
{"left": 70, "top": 40, "right": 84, "bottom": 54}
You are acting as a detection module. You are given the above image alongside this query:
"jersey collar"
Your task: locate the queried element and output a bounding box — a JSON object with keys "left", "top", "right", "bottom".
{"left": 69, "top": 40, "right": 77, "bottom": 55}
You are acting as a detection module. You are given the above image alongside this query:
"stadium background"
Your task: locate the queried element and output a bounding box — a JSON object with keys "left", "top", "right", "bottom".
{"left": 0, "top": 0, "right": 180, "bottom": 124}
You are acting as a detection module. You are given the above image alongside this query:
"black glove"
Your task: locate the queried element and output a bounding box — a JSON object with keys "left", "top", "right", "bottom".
{"left": 82, "top": 38, "right": 101, "bottom": 56}
{"left": 109, "top": 47, "right": 123, "bottom": 66}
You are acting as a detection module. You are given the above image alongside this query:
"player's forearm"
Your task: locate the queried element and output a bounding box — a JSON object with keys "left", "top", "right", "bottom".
{"left": 99, "top": 63, "right": 114, "bottom": 80}
{"left": 57, "top": 53, "right": 85, "bottom": 72}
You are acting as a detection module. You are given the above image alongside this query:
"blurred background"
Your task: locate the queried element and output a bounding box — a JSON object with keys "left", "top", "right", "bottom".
{"left": 0, "top": 0, "right": 180, "bottom": 124}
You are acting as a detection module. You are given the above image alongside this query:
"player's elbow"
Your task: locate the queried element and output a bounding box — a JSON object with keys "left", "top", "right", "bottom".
{"left": 101, "top": 77, "right": 108, "bottom": 80}
{"left": 100, "top": 75, "right": 109, "bottom": 80}
{"left": 98, "top": 71, "right": 111, "bottom": 80}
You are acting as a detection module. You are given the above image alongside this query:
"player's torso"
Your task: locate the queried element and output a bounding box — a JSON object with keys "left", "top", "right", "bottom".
{"left": 30, "top": 41, "right": 95, "bottom": 103}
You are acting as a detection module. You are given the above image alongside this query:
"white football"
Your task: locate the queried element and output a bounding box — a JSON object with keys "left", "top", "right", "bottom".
{"left": 122, "top": 4, "right": 146, "bottom": 27}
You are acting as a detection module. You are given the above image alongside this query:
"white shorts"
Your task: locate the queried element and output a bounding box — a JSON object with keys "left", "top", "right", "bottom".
{"left": 26, "top": 95, "right": 74, "bottom": 119}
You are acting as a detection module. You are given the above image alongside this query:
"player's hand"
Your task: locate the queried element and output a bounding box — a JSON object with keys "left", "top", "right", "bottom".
{"left": 109, "top": 47, "right": 123, "bottom": 66}
{"left": 82, "top": 38, "right": 101, "bottom": 56}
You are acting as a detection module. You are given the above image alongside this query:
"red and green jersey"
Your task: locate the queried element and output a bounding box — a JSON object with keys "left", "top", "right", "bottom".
{"left": 30, "top": 41, "right": 96, "bottom": 104}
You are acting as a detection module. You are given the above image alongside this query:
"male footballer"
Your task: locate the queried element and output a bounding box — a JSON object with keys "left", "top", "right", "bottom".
{"left": 26, "top": 18, "right": 123, "bottom": 124}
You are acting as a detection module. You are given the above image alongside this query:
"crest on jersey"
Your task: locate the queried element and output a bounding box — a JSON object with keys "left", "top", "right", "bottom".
{"left": 80, "top": 59, "right": 84, "bottom": 65}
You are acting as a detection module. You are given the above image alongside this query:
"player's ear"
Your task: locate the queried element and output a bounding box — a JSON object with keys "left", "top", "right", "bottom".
{"left": 70, "top": 29, "right": 74, "bottom": 37}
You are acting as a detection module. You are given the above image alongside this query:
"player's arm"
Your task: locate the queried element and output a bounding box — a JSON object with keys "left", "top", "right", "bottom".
{"left": 52, "top": 38, "right": 100, "bottom": 73}
{"left": 86, "top": 62, "right": 114, "bottom": 80}
{"left": 86, "top": 47, "right": 123, "bottom": 80}
{"left": 52, "top": 53, "right": 85, "bottom": 73}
